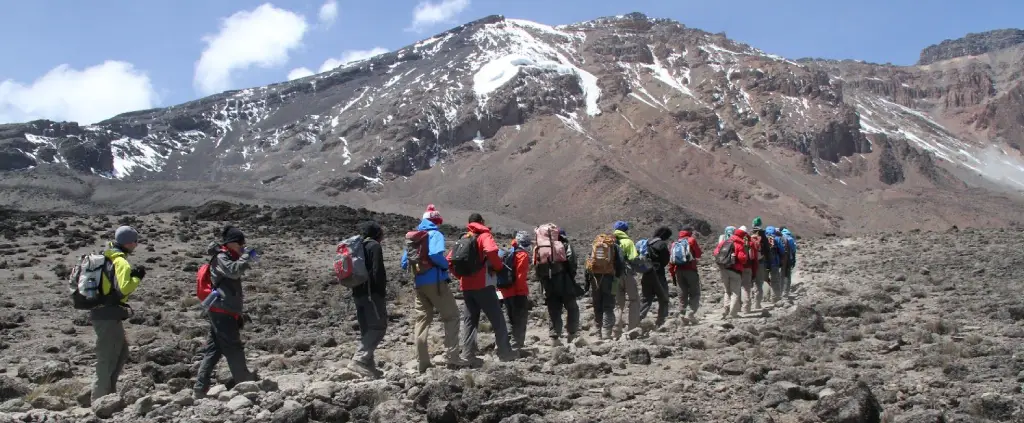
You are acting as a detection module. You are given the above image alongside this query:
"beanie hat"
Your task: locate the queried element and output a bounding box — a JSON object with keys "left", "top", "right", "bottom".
{"left": 114, "top": 226, "right": 139, "bottom": 246}
{"left": 515, "top": 231, "right": 532, "bottom": 248}
{"left": 752, "top": 217, "right": 762, "bottom": 229}
{"left": 613, "top": 221, "right": 629, "bottom": 232}
{"left": 739, "top": 225, "right": 748, "bottom": 233}
{"left": 422, "top": 204, "right": 443, "bottom": 225}
{"left": 222, "top": 226, "right": 246, "bottom": 245}
{"left": 724, "top": 226, "right": 736, "bottom": 236}
{"left": 781, "top": 228, "right": 791, "bottom": 236}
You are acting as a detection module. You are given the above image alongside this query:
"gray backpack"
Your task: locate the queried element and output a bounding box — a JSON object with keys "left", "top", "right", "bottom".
{"left": 333, "top": 235, "right": 370, "bottom": 288}
{"left": 68, "top": 253, "right": 115, "bottom": 309}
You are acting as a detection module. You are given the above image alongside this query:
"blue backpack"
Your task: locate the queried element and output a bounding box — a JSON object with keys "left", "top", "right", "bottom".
{"left": 669, "top": 239, "right": 694, "bottom": 265}
{"left": 496, "top": 247, "right": 517, "bottom": 288}
{"left": 632, "top": 239, "right": 654, "bottom": 273}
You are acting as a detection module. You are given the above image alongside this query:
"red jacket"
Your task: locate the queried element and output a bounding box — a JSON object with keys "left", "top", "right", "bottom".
{"left": 498, "top": 241, "right": 530, "bottom": 298}
{"left": 449, "top": 222, "right": 502, "bottom": 291}
{"left": 715, "top": 229, "right": 750, "bottom": 273}
{"left": 668, "top": 230, "right": 703, "bottom": 278}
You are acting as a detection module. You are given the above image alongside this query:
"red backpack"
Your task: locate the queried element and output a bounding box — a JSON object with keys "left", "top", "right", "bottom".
{"left": 195, "top": 256, "right": 218, "bottom": 301}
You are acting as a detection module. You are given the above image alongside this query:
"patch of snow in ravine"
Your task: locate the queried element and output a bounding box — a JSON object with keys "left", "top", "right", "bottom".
{"left": 472, "top": 54, "right": 601, "bottom": 116}
{"left": 472, "top": 131, "right": 486, "bottom": 151}
{"left": 110, "top": 138, "right": 163, "bottom": 179}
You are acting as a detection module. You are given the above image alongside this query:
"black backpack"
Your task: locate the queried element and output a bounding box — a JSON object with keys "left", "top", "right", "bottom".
{"left": 450, "top": 233, "right": 483, "bottom": 276}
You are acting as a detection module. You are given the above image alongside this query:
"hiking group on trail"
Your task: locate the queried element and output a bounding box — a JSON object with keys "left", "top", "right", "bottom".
{"left": 66, "top": 206, "right": 798, "bottom": 400}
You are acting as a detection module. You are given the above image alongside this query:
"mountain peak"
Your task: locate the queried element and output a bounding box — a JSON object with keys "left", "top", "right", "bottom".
{"left": 919, "top": 28, "right": 1024, "bottom": 65}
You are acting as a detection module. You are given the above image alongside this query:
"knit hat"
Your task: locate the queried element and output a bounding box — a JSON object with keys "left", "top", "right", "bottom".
{"left": 422, "top": 204, "right": 443, "bottom": 225}
{"left": 752, "top": 216, "right": 762, "bottom": 229}
{"left": 222, "top": 226, "right": 246, "bottom": 245}
{"left": 724, "top": 226, "right": 736, "bottom": 236}
{"left": 559, "top": 229, "right": 567, "bottom": 238}
{"left": 781, "top": 228, "right": 791, "bottom": 236}
{"left": 114, "top": 226, "right": 138, "bottom": 246}
{"left": 515, "top": 231, "right": 532, "bottom": 248}
{"left": 739, "top": 225, "right": 748, "bottom": 233}
{"left": 613, "top": 221, "right": 629, "bottom": 232}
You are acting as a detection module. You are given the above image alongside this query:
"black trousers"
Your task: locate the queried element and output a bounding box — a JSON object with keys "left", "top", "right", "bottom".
{"left": 195, "top": 312, "right": 253, "bottom": 391}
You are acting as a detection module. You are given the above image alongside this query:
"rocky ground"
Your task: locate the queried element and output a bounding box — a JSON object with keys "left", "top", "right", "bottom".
{"left": 1, "top": 202, "right": 1023, "bottom": 422}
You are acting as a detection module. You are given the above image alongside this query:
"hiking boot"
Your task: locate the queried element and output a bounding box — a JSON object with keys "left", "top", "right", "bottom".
{"left": 550, "top": 337, "right": 562, "bottom": 347}
{"left": 566, "top": 333, "right": 577, "bottom": 345}
{"left": 444, "top": 355, "right": 471, "bottom": 369}
{"left": 347, "top": 360, "right": 382, "bottom": 379}
{"left": 686, "top": 311, "right": 697, "bottom": 323}
{"left": 754, "top": 301, "right": 761, "bottom": 310}
{"left": 192, "top": 389, "right": 208, "bottom": 400}
{"left": 460, "top": 356, "right": 485, "bottom": 368}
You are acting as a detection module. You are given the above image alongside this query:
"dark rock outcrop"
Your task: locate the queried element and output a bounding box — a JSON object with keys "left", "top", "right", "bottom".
{"left": 919, "top": 29, "right": 1024, "bottom": 65}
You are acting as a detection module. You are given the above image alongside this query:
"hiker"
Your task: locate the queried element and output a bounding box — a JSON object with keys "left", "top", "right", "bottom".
{"left": 668, "top": 226, "right": 703, "bottom": 323}
{"left": 763, "top": 226, "right": 788, "bottom": 304}
{"left": 739, "top": 225, "right": 759, "bottom": 313}
{"left": 195, "top": 226, "right": 257, "bottom": 399}
{"left": 448, "top": 213, "right": 516, "bottom": 363}
{"left": 498, "top": 231, "right": 532, "bottom": 353}
{"left": 401, "top": 205, "right": 468, "bottom": 372}
{"left": 750, "top": 218, "right": 772, "bottom": 308}
{"left": 535, "top": 227, "right": 581, "bottom": 346}
{"left": 714, "top": 226, "right": 749, "bottom": 318}
{"left": 612, "top": 221, "right": 641, "bottom": 336}
{"left": 780, "top": 227, "right": 798, "bottom": 297}
{"left": 90, "top": 226, "right": 145, "bottom": 402}
{"left": 638, "top": 227, "right": 672, "bottom": 327}
{"left": 346, "top": 221, "right": 389, "bottom": 378}
{"left": 584, "top": 232, "right": 624, "bottom": 339}
{"left": 715, "top": 225, "right": 736, "bottom": 314}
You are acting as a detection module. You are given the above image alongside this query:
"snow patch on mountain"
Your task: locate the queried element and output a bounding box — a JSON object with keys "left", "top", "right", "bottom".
{"left": 471, "top": 19, "right": 601, "bottom": 116}
{"left": 110, "top": 137, "right": 163, "bottom": 179}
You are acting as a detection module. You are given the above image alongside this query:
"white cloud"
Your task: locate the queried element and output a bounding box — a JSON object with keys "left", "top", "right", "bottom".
{"left": 410, "top": 0, "right": 470, "bottom": 31}
{"left": 0, "top": 61, "right": 159, "bottom": 125}
{"left": 287, "top": 67, "right": 314, "bottom": 80}
{"left": 194, "top": 3, "right": 308, "bottom": 95}
{"left": 318, "top": 47, "right": 389, "bottom": 72}
{"left": 318, "top": 0, "right": 338, "bottom": 26}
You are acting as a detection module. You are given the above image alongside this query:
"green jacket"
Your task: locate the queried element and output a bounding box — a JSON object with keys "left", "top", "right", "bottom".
{"left": 614, "top": 230, "right": 638, "bottom": 261}
{"left": 92, "top": 243, "right": 141, "bottom": 320}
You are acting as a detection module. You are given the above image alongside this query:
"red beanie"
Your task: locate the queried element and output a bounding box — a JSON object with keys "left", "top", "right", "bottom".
{"left": 422, "top": 204, "right": 443, "bottom": 225}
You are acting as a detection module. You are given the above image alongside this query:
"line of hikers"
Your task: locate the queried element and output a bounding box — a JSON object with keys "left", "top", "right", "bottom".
{"left": 66, "top": 206, "right": 797, "bottom": 402}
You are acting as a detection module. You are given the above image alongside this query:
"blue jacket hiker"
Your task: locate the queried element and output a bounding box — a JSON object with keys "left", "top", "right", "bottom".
{"left": 401, "top": 205, "right": 469, "bottom": 373}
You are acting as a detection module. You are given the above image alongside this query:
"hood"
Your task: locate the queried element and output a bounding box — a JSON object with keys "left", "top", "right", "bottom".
{"left": 416, "top": 218, "right": 440, "bottom": 231}
{"left": 613, "top": 230, "right": 630, "bottom": 240}
{"left": 733, "top": 228, "right": 748, "bottom": 239}
{"left": 781, "top": 228, "right": 791, "bottom": 236}
{"left": 360, "top": 221, "right": 384, "bottom": 240}
{"left": 678, "top": 230, "right": 692, "bottom": 239}
{"left": 104, "top": 242, "right": 128, "bottom": 259}
{"left": 467, "top": 222, "right": 491, "bottom": 234}
{"left": 765, "top": 226, "right": 777, "bottom": 236}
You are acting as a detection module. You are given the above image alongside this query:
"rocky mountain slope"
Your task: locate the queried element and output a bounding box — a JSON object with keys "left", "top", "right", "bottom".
{"left": 0, "top": 204, "right": 1022, "bottom": 422}
{"left": 2, "top": 14, "right": 1024, "bottom": 235}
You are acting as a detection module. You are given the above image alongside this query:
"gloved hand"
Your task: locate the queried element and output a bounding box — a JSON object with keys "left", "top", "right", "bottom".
{"left": 244, "top": 247, "right": 260, "bottom": 261}
{"left": 131, "top": 265, "right": 147, "bottom": 279}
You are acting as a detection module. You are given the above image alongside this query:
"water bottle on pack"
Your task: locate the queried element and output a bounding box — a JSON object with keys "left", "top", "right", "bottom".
{"left": 200, "top": 288, "right": 223, "bottom": 310}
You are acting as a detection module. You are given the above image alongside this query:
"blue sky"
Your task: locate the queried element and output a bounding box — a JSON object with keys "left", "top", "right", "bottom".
{"left": 0, "top": 0, "right": 1019, "bottom": 124}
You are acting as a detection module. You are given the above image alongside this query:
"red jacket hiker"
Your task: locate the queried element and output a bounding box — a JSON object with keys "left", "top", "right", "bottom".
{"left": 668, "top": 229, "right": 703, "bottom": 279}
{"left": 715, "top": 227, "right": 750, "bottom": 273}
{"left": 448, "top": 222, "right": 502, "bottom": 291}
{"left": 498, "top": 240, "right": 530, "bottom": 298}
